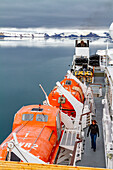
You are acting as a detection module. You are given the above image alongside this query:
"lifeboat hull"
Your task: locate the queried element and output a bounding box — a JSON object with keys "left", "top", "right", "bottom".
{"left": 48, "top": 78, "right": 84, "bottom": 117}
{"left": 0, "top": 105, "right": 62, "bottom": 163}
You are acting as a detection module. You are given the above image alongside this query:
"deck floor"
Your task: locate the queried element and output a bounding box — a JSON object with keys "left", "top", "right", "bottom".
{"left": 76, "top": 76, "right": 106, "bottom": 168}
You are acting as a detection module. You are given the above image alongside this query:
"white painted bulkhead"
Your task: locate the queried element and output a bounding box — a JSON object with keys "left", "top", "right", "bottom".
{"left": 109, "top": 22, "right": 113, "bottom": 40}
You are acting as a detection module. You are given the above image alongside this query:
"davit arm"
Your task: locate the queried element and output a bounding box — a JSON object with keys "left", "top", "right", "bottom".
{"left": 7, "top": 133, "right": 46, "bottom": 164}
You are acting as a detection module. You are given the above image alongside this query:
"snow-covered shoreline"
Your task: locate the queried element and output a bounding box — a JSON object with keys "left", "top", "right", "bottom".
{"left": 0, "top": 27, "right": 112, "bottom": 48}
{"left": 0, "top": 27, "right": 110, "bottom": 39}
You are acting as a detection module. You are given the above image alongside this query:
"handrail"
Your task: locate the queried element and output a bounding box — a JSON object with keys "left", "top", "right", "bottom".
{"left": 79, "top": 111, "right": 91, "bottom": 124}
{"left": 89, "top": 83, "right": 102, "bottom": 86}
{"left": 48, "top": 130, "right": 54, "bottom": 141}
{"left": 0, "top": 161, "right": 110, "bottom": 170}
{"left": 29, "top": 125, "right": 45, "bottom": 152}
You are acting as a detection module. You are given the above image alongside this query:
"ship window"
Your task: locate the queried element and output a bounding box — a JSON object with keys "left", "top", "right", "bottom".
{"left": 31, "top": 108, "right": 43, "bottom": 112}
{"left": 65, "top": 80, "right": 72, "bottom": 85}
{"left": 77, "top": 41, "right": 88, "bottom": 47}
{"left": 58, "top": 96, "right": 66, "bottom": 104}
{"left": 22, "top": 114, "right": 34, "bottom": 121}
{"left": 56, "top": 112, "right": 61, "bottom": 141}
{"left": 36, "top": 114, "right": 48, "bottom": 122}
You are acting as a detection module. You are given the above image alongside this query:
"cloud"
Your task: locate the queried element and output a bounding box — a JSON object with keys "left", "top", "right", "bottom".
{"left": 0, "top": 0, "right": 113, "bottom": 28}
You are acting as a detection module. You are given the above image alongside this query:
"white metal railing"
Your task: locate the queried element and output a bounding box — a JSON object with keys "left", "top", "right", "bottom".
{"left": 102, "top": 96, "right": 113, "bottom": 169}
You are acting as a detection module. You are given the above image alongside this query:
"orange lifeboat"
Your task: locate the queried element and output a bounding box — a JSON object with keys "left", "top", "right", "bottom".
{"left": 0, "top": 105, "right": 62, "bottom": 164}
{"left": 48, "top": 78, "right": 84, "bottom": 117}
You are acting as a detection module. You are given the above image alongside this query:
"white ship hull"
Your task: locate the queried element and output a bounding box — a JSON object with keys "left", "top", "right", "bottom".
{"left": 109, "top": 22, "right": 113, "bottom": 39}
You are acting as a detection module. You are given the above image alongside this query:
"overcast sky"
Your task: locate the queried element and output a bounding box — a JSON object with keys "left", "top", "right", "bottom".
{"left": 0, "top": 0, "right": 113, "bottom": 28}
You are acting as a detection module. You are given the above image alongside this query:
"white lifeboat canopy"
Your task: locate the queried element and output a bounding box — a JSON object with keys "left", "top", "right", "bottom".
{"left": 109, "top": 22, "right": 113, "bottom": 39}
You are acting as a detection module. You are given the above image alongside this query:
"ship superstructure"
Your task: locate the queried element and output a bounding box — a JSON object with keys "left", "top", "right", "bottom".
{"left": 71, "top": 40, "right": 94, "bottom": 83}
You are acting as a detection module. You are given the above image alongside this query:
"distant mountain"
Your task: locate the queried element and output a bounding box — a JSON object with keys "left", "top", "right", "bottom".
{"left": 44, "top": 32, "right": 109, "bottom": 39}
{"left": 80, "top": 32, "right": 100, "bottom": 38}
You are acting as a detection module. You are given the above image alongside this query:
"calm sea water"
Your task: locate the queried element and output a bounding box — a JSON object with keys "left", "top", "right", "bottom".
{"left": 0, "top": 39, "right": 112, "bottom": 144}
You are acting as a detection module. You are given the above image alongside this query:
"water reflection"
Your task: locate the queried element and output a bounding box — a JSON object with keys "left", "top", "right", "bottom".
{"left": 0, "top": 37, "right": 113, "bottom": 48}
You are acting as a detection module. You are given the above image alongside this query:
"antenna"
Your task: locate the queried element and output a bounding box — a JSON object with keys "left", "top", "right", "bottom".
{"left": 39, "top": 84, "right": 51, "bottom": 106}
{"left": 107, "top": 39, "right": 109, "bottom": 51}
{"left": 106, "top": 40, "right": 109, "bottom": 67}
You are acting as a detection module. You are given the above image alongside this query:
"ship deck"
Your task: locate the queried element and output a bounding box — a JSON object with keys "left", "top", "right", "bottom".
{"left": 76, "top": 73, "right": 106, "bottom": 168}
